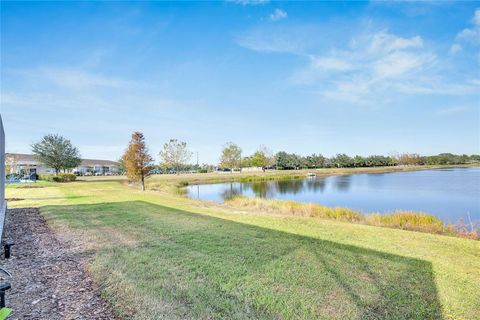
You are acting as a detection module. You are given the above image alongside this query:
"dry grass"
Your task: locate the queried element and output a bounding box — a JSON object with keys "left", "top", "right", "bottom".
{"left": 225, "top": 196, "right": 479, "bottom": 239}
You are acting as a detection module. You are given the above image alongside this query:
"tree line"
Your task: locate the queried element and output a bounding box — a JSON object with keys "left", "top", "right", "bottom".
{"left": 24, "top": 133, "right": 480, "bottom": 191}
{"left": 219, "top": 142, "right": 480, "bottom": 170}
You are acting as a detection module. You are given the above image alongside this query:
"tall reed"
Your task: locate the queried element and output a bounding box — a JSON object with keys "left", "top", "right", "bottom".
{"left": 225, "top": 196, "right": 479, "bottom": 239}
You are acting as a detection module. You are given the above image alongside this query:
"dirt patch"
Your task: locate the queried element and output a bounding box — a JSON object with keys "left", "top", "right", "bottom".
{"left": 0, "top": 208, "right": 117, "bottom": 319}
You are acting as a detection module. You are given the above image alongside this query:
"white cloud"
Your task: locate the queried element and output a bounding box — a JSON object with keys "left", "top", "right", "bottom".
{"left": 473, "top": 8, "right": 480, "bottom": 25}
{"left": 455, "top": 8, "right": 480, "bottom": 45}
{"left": 457, "top": 27, "right": 480, "bottom": 44}
{"left": 270, "top": 9, "right": 287, "bottom": 22}
{"left": 449, "top": 43, "right": 462, "bottom": 54}
{"left": 304, "top": 31, "right": 474, "bottom": 104}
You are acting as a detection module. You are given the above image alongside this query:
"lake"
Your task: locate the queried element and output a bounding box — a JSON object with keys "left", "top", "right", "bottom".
{"left": 186, "top": 167, "right": 480, "bottom": 223}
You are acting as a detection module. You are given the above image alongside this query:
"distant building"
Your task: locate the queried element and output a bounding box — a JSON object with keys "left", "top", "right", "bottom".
{"left": 6, "top": 153, "right": 119, "bottom": 175}
{"left": 240, "top": 167, "right": 264, "bottom": 172}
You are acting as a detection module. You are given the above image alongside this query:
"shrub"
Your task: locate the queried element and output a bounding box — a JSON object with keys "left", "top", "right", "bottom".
{"left": 38, "top": 174, "right": 54, "bottom": 181}
{"left": 176, "top": 180, "right": 189, "bottom": 187}
{"left": 38, "top": 173, "right": 76, "bottom": 182}
{"left": 365, "top": 211, "right": 444, "bottom": 234}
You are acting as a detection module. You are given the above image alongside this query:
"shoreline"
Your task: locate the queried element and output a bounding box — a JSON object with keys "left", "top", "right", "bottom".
{"left": 164, "top": 164, "right": 479, "bottom": 240}
{"left": 145, "top": 164, "right": 479, "bottom": 188}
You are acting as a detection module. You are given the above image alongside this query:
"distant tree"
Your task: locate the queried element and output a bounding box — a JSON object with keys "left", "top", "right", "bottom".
{"left": 397, "top": 153, "right": 422, "bottom": 165}
{"left": 5, "top": 154, "right": 16, "bottom": 175}
{"left": 117, "top": 157, "right": 126, "bottom": 174}
{"left": 31, "top": 134, "right": 81, "bottom": 175}
{"left": 219, "top": 142, "right": 242, "bottom": 171}
{"left": 159, "top": 139, "right": 192, "bottom": 173}
{"left": 285, "top": 153, "right": 302, "bottom": 169}
{"left": 122, "top": 132, "right": 154, "bottom": 191}
{"left": 275, "top": 151, "right": 289, "bottom": 169}
{"left": 249, "top": 145, "right": 274, "bottom": 171}
{"left": 306, "top": 153, "right": 325, "bottom": 168}
{"left": 353, "top": 155, "right": 366, "bottom": 167}
{"left": 332, "top": 154, "right": 354, "bottom": 168}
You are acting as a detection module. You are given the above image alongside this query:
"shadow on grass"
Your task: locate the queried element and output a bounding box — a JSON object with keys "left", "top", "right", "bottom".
{"left": 43, "top": 200, "right": 443, "bottom": 319}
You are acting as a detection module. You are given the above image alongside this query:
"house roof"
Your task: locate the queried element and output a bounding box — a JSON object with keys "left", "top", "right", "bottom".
{"left": 6, "top": 153, "right": 34, "bottom": 162}
{"left": 79, "top": 159, "right": 118, "bottom": 167}
{"left": 6, "top": 153, "right": 118, "bottom": 167}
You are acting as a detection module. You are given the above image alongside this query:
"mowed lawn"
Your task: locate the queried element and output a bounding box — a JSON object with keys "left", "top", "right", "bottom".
{"left": 6, "top": 178, "right": 480, "bottom": 319}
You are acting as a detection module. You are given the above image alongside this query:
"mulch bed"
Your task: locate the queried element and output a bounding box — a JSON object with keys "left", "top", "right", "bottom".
{"left": 0, "top": 208, "right": 116, "bottom": 319}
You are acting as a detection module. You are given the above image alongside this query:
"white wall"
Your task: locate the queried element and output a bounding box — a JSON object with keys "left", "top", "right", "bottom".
{"left": 0, "top": 115, "right": 6, "bottom": 240}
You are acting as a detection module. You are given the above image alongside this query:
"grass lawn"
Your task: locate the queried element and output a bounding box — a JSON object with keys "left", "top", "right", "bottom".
{"left": 6, "top": 173, "right": 480, "bottom": 319}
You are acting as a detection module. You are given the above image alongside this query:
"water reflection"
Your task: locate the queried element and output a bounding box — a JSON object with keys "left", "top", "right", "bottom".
{"left": 187, "top": 168, "right": 480, "bottom": 223}
{"left": 332, "top": 175, "right": 352, "bottom": 192}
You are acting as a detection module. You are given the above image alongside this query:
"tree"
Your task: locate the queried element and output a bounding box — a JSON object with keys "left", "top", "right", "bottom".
{"left": 159, "top": 139, "right": 192, "bottom": 173}
{"left": 397, "top": 153, "right": 422, "bottom": 165}
{"left": 353, "top": 155, "right": 366, "bottom": 167}
{"left": 275, "top": 151, "right": 289, "bottom": 169}
{"left": 5, "top": 154, "right": 16, "bottom": 175}
{"left": 122, "top": 132, "right": 154, "bottom": 191}
{"left": 306, "top": 153, "right": 325, "bottom": 168}
{"left": 31, "top": 134, "right": 81, "bottom": 174}
{"left": 249, "top": 145, "right": 274, "bottom": 171}
{"left": 219, "top": 142, "right": 242, "bottom": 171}
{"left": 332, "top": 154, "right": 353, "bottom": 168}
{"left": 117, "top": 157, "right": 126, "bottom": 174}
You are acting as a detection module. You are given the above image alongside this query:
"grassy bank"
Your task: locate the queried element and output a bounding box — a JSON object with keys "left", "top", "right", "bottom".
{"left": 6, "top": 174, "right": 480, "bottom": 319}
{"left": 225, "top": 196, "right": 478, "bottom": 239}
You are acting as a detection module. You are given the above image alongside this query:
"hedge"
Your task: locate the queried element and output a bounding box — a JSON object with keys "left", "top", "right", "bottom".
{"left": 38, "top": 173, "right": 77, "bottom": 182}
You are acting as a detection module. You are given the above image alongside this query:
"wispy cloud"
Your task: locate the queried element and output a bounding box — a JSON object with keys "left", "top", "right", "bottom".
{"left": 309, "top": 55, "right": 353, "bottom": 71}
{"left": 226, "top": 0, "right": 269, "bottom": 6}
{"left": 435, "top": 106, "right": 470, "bottom": 116}
{"left": 270, "top": 9, "right": 287, "bottom": 22}
{"left": 236, "top": 27, "right": 307, "bottom": 54}
{"left": 300, "top": 31, "right": 447, "bottom": 104}
{"left": 239, "top": 22, "right": 478, "bottom": 105}
{"left": 235, "top": 24, "right": 319, "bottom": 54}
{"left": 27, "top": 67, "right": 134, "bottom": 90}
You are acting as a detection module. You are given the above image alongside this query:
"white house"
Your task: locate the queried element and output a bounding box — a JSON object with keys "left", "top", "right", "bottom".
{"left": 72, "top": 159, "right": 120, "bottom": 175}
{"left": 6, "top": 153, "right": 119, "bottom": 175}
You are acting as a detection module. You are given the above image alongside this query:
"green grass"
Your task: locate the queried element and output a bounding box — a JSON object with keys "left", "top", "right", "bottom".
{"left": 6, "top": 176, "right": 480, "bottom": 319}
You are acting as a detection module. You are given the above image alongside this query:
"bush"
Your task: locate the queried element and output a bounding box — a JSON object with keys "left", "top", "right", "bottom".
{"left": 365, "top": 211, "right": 444, "bottom": 234}
{"left": 38, "top": 173, "right": 76, "bottom": 182}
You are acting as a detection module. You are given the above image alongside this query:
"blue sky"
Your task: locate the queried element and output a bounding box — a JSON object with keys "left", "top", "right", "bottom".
{"left": 1, "top": 1, "right": 479, "bottom": 163}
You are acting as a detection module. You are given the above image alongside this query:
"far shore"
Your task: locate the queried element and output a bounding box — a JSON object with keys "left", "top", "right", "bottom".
{"left": 139, "top": 164, "right": 479, "bottom": 187}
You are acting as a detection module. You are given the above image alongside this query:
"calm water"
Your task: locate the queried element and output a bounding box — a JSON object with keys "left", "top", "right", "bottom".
{"left": 186, "top": 167, "right": 480, "bottom": 223}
